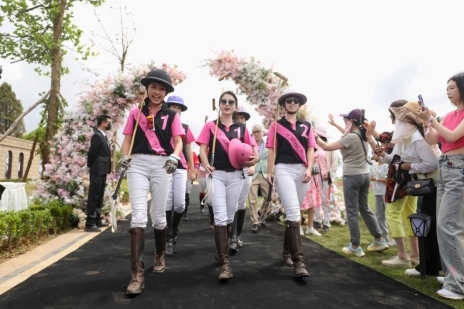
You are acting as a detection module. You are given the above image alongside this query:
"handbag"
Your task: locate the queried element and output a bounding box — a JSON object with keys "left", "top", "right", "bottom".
{"left": 405, "top": 174, "right": 434, "bottom": 196}
{"left": 385, "top": 155, "right": 410, "bottom": 203}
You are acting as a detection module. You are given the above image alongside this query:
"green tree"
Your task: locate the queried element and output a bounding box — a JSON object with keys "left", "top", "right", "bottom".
{"left": 22, "top": 127, "right": 46, "bottom": 142}
{"left": 0, "top": 82, "right": 26, "bottom": 137}
{"left": 0, "top": 0, "right": 105, "bottom": 171}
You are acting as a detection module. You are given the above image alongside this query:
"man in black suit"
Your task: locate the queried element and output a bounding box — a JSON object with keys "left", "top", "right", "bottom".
{"left": 85, "top": 115, "right": 112, "bottom": 232}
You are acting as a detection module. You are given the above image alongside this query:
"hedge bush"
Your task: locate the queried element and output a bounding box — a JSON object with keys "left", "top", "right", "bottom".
{"left": 0, "top": 200, "right": 73, "bottom": 253}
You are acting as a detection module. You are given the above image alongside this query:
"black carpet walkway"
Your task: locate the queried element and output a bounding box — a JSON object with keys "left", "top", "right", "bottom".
{"left": 0, "top": 184, "right": 452, "bottom": 309}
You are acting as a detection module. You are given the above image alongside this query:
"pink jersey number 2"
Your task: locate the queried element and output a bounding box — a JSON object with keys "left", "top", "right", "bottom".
{"left": 300, "top": 124, "right": 309, "bottom": 138}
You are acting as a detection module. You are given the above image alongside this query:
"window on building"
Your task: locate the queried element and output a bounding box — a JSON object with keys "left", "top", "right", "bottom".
{"left": 18, "top": 152, "right": 24, "bottom": 179}
{"left": 5, "top": 151, "right": 12, "bottom": 179}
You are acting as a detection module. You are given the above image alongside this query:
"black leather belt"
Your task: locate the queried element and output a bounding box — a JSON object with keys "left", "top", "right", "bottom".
{"left": 218, "top": 168, "right": 242, "bottom": 172}
{"left": 134, "top": 153, "right": 167, "bottom": 156}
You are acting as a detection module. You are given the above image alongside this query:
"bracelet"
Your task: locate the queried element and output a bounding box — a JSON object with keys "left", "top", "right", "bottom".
{"left": 170, "top": 154, "right": 181, "bottom": 161}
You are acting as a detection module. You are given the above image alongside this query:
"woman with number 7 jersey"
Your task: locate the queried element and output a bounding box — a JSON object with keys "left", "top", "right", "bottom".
{"left": 266, "top": 89, "right": 316, "bottom": 279}
{"left": 196, "top": 90, "right": 259, "bottom": 281}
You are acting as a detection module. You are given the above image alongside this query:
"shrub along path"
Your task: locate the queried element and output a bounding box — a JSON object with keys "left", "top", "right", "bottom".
{"left": 0, "top": 184, "right": 452, "bottom": 309}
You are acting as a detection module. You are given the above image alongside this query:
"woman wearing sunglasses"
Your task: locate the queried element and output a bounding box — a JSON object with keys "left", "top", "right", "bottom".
{"left": 196, "top": 91, "right": 259, "bottom": 281}
{"left": 266, "top": 89, "right": 315, "bottom": 278}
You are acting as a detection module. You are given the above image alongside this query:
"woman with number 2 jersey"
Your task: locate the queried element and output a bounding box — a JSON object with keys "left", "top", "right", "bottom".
{"left": 196, "top": 91, "right": 258, "bottom": 281}
{"left": 266, "top": 89, "right": 315, "bottom": 279}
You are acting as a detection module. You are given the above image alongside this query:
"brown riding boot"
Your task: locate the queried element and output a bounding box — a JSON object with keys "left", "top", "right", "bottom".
{"left": 126, "top": 228, "right": 145, "bottom": 295}
{"left": 283, "top": 229, "right": 294, "bottom": 267}
{"left": 153, "top": 226, "right": 168, "bottom": 273}
{"left": 214, "top": 225, "right": 233, "bottom": 280}
{"left": 285, "top": 220, "right": 310, "bottom": 278}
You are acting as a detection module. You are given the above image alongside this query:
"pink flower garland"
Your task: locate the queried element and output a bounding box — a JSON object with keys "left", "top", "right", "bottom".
{"left": 33, "top": 63, "right": 187, "bottom": 209}
{"left": 202, "top": 50, "right": 290, "bottom": 127}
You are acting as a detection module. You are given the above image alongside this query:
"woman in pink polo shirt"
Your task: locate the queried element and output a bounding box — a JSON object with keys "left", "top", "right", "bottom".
{"left": 196, "top": 91, "right": 258, "bottom": 281}
{"left": 266, "top": 89, "right": 315, "bottom": 279}
{"left": 120, "top": 69, "right": 185, "bottom": 295}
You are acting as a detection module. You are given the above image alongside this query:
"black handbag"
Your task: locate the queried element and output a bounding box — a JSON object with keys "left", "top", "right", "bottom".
{"left": 405, "top": 174, "right": 434, "bottom": 196}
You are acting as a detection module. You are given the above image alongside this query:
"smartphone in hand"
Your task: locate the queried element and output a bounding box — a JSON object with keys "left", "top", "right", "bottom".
{"left": 418, "top": 94, "right": 425, "bottom": 111}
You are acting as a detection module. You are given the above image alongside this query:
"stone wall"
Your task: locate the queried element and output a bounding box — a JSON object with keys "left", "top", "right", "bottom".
{"left": 0, "top": 136, "right": 41, "bottom": 180}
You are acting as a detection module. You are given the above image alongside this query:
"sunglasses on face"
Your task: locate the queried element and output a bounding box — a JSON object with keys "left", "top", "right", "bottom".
{"left": 285, "top": 98, "right": 300, "bottom": 104}
{"left": 220, "top": 99, "right": 235, "bottom": 105}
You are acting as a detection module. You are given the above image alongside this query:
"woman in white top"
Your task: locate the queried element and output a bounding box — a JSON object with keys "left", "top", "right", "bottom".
{"left": 367, "top": 101, "right": 440, "bottom": 271}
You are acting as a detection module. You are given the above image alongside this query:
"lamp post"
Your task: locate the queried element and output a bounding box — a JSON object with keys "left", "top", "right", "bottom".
{"left": 408, "top": 213, "right": 433, "bottom": 279}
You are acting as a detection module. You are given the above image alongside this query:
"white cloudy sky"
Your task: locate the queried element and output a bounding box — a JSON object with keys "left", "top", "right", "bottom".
{"left": 2, "top": 0, "right": 464, "bottom": 153}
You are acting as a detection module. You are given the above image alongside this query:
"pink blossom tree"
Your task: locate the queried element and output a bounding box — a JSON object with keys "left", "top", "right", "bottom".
{"left": 33, "top": 63, "right": 187, "bottom": 212}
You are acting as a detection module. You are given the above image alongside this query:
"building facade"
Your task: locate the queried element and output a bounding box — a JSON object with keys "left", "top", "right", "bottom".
{"left": 0, "top": 136, "right": 41, "bottom": 180}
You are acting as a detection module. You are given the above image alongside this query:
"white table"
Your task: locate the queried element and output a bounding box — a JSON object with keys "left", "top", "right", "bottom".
{"left": 0, "top": 182, "right": 28, "bottom": 212}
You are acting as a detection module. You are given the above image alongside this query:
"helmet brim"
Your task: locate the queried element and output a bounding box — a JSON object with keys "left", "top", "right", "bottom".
{"left": 236, "top": 112, "right": 250, "bottom": 121}
{"left": 141, "top": 77, "right": 175, "bottom": 93}
{"left": 167, "top": 102, "right": 187, "bottom": 111}
{"left": 278, "top": 92, "right": 307, "bottom": 106}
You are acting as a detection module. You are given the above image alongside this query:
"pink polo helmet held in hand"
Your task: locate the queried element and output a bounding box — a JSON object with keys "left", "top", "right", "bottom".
{"left": 228, "top": 138, "right": 253, "bottom": 169}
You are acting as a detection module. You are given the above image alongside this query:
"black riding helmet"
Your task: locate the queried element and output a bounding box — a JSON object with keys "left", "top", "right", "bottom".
{"left": 141, "top": 69, "right": 175, "bottom": 93}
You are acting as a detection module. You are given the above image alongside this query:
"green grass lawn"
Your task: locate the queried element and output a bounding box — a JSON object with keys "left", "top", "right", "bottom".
{"left": 301, "top": 189, "right": 462, "bottom": 309}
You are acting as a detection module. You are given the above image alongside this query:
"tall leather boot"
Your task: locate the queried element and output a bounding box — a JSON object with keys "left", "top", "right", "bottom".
{"left": 229, "top": 212, "right": 238, "bottom": 253}
{"left": 165, "top": 211, "right": 174, "bottom": 256}
{"left": 183, "top": 193, "right": 190, "bottom": 221}
{"left": 283, "top": 228, "right": 294, "bottom": 267}
{"left": 236, "top": 209, "right": 246, "bottom": 248}
{"left": 126, "top": 228, "right": 145, "bottom": 295}
{"left": 153, "top": 226, "right": 168, "bottom": 273}
{"left": 172, "top": 211, "right": 183, "bottom": 244}
{"left": 208, "top": 204, "right": 214, "bottom": 229}
{"left": 285, "top": 220, "right": 309, "bottom": 278}
{"left": 214, "top": 225, "right": 233, "bottom": 280}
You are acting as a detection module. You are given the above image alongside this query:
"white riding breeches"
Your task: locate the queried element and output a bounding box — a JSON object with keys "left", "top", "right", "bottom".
{"left": 127, "top": 154, "right": 172, "bottom": 230}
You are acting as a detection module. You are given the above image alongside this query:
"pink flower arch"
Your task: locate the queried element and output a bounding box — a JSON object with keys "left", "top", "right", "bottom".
{"left": 33, "top": 63, "right": 187, "bottom": 209}
{"left": 202, "top": 50, "right": 298, "bottom": 128}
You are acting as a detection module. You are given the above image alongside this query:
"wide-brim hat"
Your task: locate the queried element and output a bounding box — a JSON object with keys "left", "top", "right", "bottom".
{"left": 166, "top": 95, "right": 187, "bottom": 111}
{"left": 315, "top": 126, "right": 330, "bottom": 138}
{"left": 388, "top": 101, "right": 423, "bottom": 127}
{"left": 228, "top": 138, "right": 253, "bottom": 169}
{"left": 141, "top": 69, "right": 175, "bottom": 93}
{"left": 236, "top": 106, "right": 250, "bottom": 121}
{"left": 278, "top": 89, "right": 307, "bottom": 106}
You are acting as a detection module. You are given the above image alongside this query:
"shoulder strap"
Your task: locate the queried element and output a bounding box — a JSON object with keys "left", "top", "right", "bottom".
{"left": 181, "top": 123, "right": 189, "bottom": 165}
{"left": 352, "top": 132, "right": 373, "bottom": 165}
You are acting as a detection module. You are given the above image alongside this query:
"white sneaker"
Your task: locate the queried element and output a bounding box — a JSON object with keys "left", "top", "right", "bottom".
{"left": 437, "top": 289, "right": 464, "bottom": 300}
{"left": 300, "top": 226, "right": 304, "bottom": 236}
{"left": 387, "top": 239, "right": 396, "bottom": 247}
{"left": 305, "top": 227, "right": 321, "bottom": 236}
{"left": 405, "top": 268, "right": 420, "bottom": 276}
{"left": 437, "top": 276, "right": 445, "bottom": 284}
{"left": 409, "top": 257, "right": 420, "bottom": 266}
{"left": 382, "top": 256, "right": 411, "bottom": 267}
